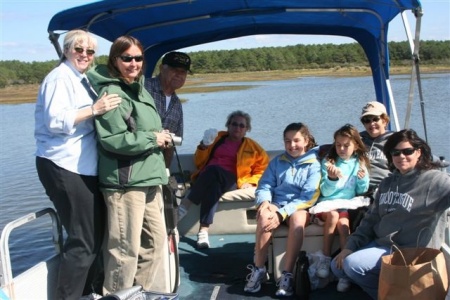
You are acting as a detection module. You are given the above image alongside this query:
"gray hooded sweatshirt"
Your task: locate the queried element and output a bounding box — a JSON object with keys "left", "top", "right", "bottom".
{"left": 346, "top": 168, "right": 450, "bottom": 251}
{"left": 360, "top": 131, "right": 393, "bottom": 191}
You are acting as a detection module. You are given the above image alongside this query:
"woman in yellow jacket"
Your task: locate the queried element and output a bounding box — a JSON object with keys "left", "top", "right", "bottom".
{"left": 178, "top": 110, "right": 269, "bottom": 248}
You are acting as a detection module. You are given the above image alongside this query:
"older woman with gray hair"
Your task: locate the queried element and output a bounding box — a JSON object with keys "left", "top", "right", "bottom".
{"left": 177, "top": 110, "right": 269, "bottom": 248}
{"left": 35, "top": 29, "right": 121, "bottom": 299}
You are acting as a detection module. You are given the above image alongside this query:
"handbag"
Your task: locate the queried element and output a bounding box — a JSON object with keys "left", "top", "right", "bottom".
{"left": 378, "top": 246, "right": 448, "bottom": 300}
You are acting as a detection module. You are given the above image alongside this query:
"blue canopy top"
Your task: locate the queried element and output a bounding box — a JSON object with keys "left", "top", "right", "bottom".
{"left": 47, "top": 0, "right": 422, "bottom": 109}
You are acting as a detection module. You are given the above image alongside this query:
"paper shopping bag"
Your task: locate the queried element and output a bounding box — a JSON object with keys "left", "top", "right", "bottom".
{"left": 378, "top": 247, "right": 448, "bottom": 300}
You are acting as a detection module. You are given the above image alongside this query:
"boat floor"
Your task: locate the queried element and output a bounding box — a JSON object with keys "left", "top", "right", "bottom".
{"left": 177, "top": 234, "right": 372, "bottom": 299}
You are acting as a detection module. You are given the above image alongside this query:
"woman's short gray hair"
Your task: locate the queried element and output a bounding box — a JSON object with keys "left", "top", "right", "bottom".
{"left": 60, "top": 29, "right": 97, "bottom": 63}
{"left": 225, "top": 110, "right": 252, "bottom": 132}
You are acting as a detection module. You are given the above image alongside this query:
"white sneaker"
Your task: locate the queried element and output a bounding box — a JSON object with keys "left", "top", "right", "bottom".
{"left": 79, "top": 293, "right": 102, "bottom": 300}
{"left": 197, "top": 230, "right": 210, "bottom": 249}
{"left": 316, "top": 256, "right": 331, "bottom": 278}
{"left": 275, "top": 271, "right": 294, "bottom": 297}
{"left": 244, "top": 265, "right": 268, "bottom": 293}
{"left": 337, "top": 278, "right": 351, "bottom": 292}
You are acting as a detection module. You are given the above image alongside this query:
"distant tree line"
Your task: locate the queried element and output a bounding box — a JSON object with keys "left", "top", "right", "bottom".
{"left": 0, "top": 40, "right": 448, "bottom": 88}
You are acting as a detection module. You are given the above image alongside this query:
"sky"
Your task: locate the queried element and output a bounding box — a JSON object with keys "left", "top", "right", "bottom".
{"left": 1, "top": 0, "right": 449, "bottom": 62}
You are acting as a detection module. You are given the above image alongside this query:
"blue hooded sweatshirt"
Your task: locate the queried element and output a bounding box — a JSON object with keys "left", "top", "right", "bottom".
{"left": 318, "top": 155, "right": 369, "bottom": 202}
{"left": 255, "top": 146, "right": 321, "bottom": 220}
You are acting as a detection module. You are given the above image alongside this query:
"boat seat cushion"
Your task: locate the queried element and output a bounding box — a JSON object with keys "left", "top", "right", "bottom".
{"left": 217, "top": 144, "right": 331, "bottom": 203}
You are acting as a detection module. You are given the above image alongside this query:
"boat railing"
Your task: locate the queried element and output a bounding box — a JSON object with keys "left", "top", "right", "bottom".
{"left": 443, "top": 210, "right": 450, "bottom": 300}
{"left": 0, "top": 207, "right": 63, "bottom": 299}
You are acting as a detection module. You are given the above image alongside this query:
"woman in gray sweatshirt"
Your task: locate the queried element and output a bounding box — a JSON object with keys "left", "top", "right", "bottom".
{"left": 359, "top": 101, "right": 393, "bottom": 194}
{"left": 330, "top": 129, "right": 450, "bottom": 299}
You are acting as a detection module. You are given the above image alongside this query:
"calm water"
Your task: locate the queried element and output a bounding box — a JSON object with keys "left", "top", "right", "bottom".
{"left": 1, "top": 73, "right": 449, "bottom": 275}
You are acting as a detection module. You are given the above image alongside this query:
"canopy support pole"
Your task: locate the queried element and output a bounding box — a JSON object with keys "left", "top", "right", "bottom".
{"left": 402, "top": 7, "right": 427, "bottom": 141}
{"left": 48, "top": 32, "right": 63, "bottom": 62}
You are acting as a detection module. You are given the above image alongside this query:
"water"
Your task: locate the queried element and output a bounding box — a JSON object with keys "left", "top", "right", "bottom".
{"left": 1, "top": 73, "right": 449, "bottom": 276}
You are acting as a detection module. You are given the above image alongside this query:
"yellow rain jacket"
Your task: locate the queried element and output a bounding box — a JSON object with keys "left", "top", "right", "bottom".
{"left": 192, "top": 131, "right": 269, "bottom": 188}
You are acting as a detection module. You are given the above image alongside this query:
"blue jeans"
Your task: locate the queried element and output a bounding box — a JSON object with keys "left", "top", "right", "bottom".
{"left": 330, "top": 241, "right": 391, "bottom": 299}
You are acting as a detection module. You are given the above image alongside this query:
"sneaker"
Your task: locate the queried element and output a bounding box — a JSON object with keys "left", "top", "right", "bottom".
{"left": 79, "top": 293, "right": 102, "bottom": 300}
{"left": 316, "top": 256, "right": 331, "bottom": 278}
{"left": 197, "top": 230, "right": 210, "bottom": 249}
{"left": 177, "top": 204, "right": 188, "bottom": 223}
{"left": 244, "top": 265, "right": 268, "bottom": 293}
{"left": 275, "top": 271, "right": 294, "bottom": 297}
{"left": 337, "top": 278, "right": 351, "bottom": 292}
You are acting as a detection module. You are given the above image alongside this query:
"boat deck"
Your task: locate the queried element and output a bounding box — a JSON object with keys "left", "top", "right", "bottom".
{"left": 177, "top": 234, "right": 372, "bottom": 299}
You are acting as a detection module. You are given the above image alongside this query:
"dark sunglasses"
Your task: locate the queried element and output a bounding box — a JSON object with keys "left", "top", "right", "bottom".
{"left": 231, "top": 122, "right": 246, "bottom": 129}
{"left": 118, "top": 55, "right": 144, "bottom": 63}
{"left": 390, "top": 148, "right": 416, "bottom": 157}
{"left": 74, "top": 47, "right": 95, "bottom": 55}
{"left": 361, "top": 116, "right": 381, "bottom": 124}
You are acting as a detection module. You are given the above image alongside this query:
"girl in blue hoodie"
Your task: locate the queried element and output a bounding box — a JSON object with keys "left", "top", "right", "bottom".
{"left": 244, "top": 122, "right": 321, "bottom": 297}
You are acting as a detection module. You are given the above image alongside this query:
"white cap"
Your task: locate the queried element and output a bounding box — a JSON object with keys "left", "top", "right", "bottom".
{"left": 360, "top": 101, "right": 387, "bottom": 118}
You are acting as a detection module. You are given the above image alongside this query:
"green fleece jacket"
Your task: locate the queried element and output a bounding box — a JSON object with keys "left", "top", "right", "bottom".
{"left": 87, "top": 65, "right": 168, "bottom": 190}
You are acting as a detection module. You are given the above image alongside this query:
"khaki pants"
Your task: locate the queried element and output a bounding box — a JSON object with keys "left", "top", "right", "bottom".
{"left": 102, "top": 186, "right": 165, "bottom": 295}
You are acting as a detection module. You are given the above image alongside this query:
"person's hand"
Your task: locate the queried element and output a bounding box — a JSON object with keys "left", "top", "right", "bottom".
{"left": 155, "top": 130, "right": 172, "bottom": 149}
{"left": 326, "top": 162, "right": 342, "bottom": 179}
{"left": 240, "top": 183, "right": 254, "bottom": 189}
{"left": 197, "top": 141, "right": 208, "bottom": 150}
{"left": 357, "top": 167, "right": 366, "bottom": 179}
{"left": 334, "top": 249, "right": 353, "bottom": 269}
{"left": 94, "top": 93, "right": 122, "bottom": 115}
{"left": 257, "top": 202, "right": 281, "bottom": 232}
{"left": 262, "top": 210, "right": 281, "bottom": 232}
{"left": 256, "top": 201, "right": 271, "bottom": 220}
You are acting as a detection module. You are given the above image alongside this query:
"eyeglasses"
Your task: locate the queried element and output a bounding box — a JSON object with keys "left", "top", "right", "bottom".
{"left": 361, "top": 116, "right": 381, "bottom": 124}
{"left": 118, "top": 55, "right": 144, "bottom": 63}
{"left": 74, "top": 47, "right": 95, "bottom": 56}
{"left": 231, "top": 122, "right": 246, "bottom": 129}
{"left": 390, "top": 148, "right": 416, "bottom": 157}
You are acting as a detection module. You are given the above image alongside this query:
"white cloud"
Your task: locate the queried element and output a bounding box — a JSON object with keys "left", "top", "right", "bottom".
{"left": 0, "top": 41, "right": 19, "bottom": 47}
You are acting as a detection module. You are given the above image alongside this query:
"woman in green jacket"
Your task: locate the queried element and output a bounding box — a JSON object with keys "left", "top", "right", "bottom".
{"left": 87, "top": 36, "right": 172, "bottom": 295}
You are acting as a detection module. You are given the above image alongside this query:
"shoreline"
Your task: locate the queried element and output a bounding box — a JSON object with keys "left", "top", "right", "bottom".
{"left": 1, "top": 66, "right": 449, "bottom": 105}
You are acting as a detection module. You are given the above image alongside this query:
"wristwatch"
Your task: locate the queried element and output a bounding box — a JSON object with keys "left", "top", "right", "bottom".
{"left": 91, "top": 104, "right": 99, "bottom": 117}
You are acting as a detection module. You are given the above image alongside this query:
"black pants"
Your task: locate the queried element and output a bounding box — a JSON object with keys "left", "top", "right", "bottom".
{"left": 36, "top": 157, "right": 105, "bottom": 299}
{"left": 188, "top": 165, "right": 236, "bottom": 225}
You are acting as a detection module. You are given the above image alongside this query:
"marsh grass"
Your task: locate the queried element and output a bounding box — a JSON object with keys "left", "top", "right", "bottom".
{"left": 0, "top": 84, "right": 41, "bottom": 105}
{"left": 1, "top": 66, "right": 448, "bottom": 104}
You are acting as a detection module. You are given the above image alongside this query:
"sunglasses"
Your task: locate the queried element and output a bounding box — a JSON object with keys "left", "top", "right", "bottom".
{"left": 390, "top": 148, "right": 416, "bottom": 157}
{"left": 231, "top": 122, "right": 246, "bottom": 129}
{"left": 118, "top": 55, "right": 144, "bottom": 63}
{"left": 361, "top": 116, "right": 381, "bottom": 124}
{"left": 74, "top": 47, "right": 95, "bottom": 55}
